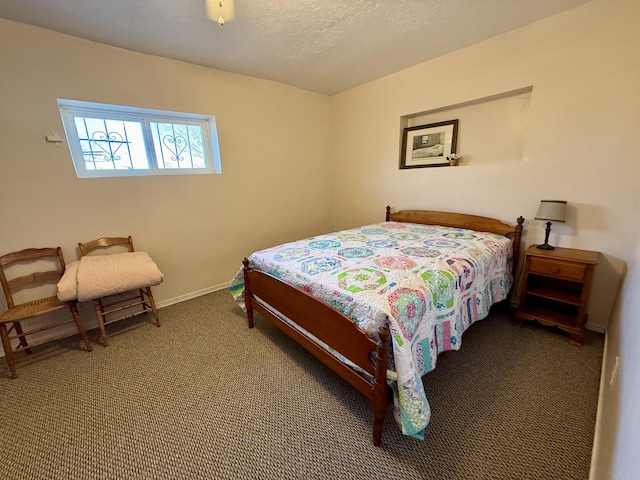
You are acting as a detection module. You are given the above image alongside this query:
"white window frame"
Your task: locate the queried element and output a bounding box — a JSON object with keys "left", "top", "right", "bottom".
{"left": 57, "top": 99, "right": 222, "bottom": 178}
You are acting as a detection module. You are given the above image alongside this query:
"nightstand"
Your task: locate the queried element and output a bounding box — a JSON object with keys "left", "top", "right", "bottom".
{"left": 516, "top": 245, "right": 600, "bottom": 346}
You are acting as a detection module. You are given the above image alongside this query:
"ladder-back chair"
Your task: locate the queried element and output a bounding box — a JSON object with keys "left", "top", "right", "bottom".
{"left": 0, "top": 247, "right": 93, "bottom": 378}
{"left": 78, "top": 236, "right": 160, "bottom": 347}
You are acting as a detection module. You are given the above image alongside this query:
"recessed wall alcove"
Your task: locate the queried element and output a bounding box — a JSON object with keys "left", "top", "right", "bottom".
{"left": 399, "top": 86, "right": 533, "bottom": 167}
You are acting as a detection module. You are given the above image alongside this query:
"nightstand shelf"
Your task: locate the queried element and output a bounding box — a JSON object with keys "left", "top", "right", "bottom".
{"left": 526, "top": 285, "right": 581, "bottom": 305}
{"left": 516, "top": 245, "right": 600, "bottom": 346}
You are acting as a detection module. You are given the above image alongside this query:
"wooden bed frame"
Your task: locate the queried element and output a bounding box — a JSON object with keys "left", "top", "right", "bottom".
{"left": 242, "top": 207, "right": 524, "bottom": 445}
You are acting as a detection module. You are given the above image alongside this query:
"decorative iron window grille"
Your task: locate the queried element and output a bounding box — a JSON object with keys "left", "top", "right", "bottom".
{"left": 57, "top": 99, "right": 221, "bottom": 178}
{"left": 151, "top": 122, "right": 206, "bottom": 169}
{"left": 76, "top": 118, "right": 139, "bottom": 170}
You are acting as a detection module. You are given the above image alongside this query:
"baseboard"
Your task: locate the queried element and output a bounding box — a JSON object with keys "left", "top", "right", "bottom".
{"left": 0, "top": 283, "right": 231, "bottom": 358}
{"left": 586, "top": 322, "right": 606, "bottom": 334}
{"left": 155, "top": 282, "right": 230, "bottom": 308}
{"left": 588, "top": 328, "right": 609, "bottom": 480}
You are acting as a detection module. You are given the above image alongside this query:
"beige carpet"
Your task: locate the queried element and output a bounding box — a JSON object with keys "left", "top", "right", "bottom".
{"left": 0, "top": 290, "right": 603, "bottom": 479}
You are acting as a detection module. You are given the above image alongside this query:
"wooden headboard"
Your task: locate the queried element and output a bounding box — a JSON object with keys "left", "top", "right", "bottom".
{"left": 385, "top": 206, "right": 525, "bottom": 276}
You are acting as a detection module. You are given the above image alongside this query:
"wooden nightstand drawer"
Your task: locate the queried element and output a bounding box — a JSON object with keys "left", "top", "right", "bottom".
{"left": 529, "top": 257, "right": 586, "bottom": 281}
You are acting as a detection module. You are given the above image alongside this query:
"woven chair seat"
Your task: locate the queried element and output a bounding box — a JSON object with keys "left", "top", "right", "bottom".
{"left": 0, "top": 296, "right": 66, "bottom": 323}
{"left": 0, "top": 247, "right": 92, "bottom": 378}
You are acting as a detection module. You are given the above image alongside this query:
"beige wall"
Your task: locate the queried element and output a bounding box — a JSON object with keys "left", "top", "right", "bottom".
{"left": 590, "top": 225, "right": 640, "bottom": 480}
{"left": 405, "top": 88, "right": 532, "bottom": 169}
{"left": 329, "top": 0, "right": 640, "bottom": 477}
{"left": 2, "top": 1, "right": 639, "bottom": 477}
{"left": 0, "top": 19, "right": 333, "bottom": 311}
{"left": 329, "top": 0, "right": 640, "bottom": 332}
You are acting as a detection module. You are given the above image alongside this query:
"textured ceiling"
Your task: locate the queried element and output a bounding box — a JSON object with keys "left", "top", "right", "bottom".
{"left": 0, "top": 0, "right": 590, "bottom": 95}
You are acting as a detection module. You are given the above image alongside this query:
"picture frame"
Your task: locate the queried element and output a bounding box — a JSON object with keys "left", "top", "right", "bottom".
{"left": 399, "top": 119, "right": 458, "bottom": 169}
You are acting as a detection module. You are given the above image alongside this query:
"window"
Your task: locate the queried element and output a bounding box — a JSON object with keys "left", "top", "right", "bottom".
{"left": 57, "top": 99, "right": 221, "bottom": 178}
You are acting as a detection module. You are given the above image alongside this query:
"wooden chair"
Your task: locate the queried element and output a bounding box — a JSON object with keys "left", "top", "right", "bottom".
{"left": 78, "top": 236, "right": 160, "bottom": 347}
{"left": 0, "top": 247, "right": 93, "bottom": 379}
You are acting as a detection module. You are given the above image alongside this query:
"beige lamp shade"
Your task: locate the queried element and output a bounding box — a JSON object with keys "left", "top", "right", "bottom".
{"left": 535, "top": 200, "right": 567, "bottom": 222}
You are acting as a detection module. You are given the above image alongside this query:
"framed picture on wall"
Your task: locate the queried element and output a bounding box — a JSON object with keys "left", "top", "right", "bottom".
{"left": 400, "top": 119, "right": 458, "bottom": 169}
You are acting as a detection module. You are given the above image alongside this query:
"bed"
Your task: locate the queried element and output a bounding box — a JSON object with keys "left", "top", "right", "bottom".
{"left": 230, "top": 206, "right": 524, "bottom": 445}
{"left": 412, "top": 144, "right": 444, "bottom": 158}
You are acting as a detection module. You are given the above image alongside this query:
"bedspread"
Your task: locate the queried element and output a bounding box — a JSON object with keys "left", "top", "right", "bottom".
{"left": 57, "top": 252, "right": 164, "bottom": 302}
{"left": 230, "top": 222, "right": 513, "bottom": 439}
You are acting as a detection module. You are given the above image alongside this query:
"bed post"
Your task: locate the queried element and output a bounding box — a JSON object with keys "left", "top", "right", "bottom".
{"left": 372, "top": 323, "right": 390, "bottom": 446}
{"left": 385, "top": 205, "right": 391, "bottom": 222}
{"left": 242, "top": 258, "right": 255, "bottom": 329}
{"left": 512, "top": 216, "right": 525, "bottom": 277}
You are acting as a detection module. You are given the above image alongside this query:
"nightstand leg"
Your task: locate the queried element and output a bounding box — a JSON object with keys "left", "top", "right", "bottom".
{"left": 568, "top": 332, "right": 584, "bottom": 347}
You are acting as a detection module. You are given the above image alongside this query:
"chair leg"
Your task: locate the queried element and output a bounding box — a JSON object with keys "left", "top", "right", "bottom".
{"left": 139, "top": 289, "right": 149, "bottom": 313}
{"left": 12, "top": 321, "right": 32, "bottom": 355}
{"left": 93, "top": 298, "right": 109, "bottom": 347}
{"left": 146, "top": 287, "right": 160, "bottom": 327}
{"left": 69, "top": 302, "right": 92, "bottom": 352}
{"left": 0, "top": 323, "right": 17, "bottom": 379}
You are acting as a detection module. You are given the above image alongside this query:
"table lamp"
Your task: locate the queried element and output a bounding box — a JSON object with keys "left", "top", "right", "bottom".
{"left": 535, "top": 200, "right": 567, "bottom": 250}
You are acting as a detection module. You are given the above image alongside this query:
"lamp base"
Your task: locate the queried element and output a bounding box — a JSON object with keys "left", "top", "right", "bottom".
{"left": 537, "top": 221, "right": 556, "bottom": 250}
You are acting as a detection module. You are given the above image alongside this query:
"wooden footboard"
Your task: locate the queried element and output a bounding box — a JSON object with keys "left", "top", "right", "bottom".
{"left": 242, "top": 206, "right": 524, "bottom": 445}
{"left": 242, "top": 259, "right": 391, "bottom": 445}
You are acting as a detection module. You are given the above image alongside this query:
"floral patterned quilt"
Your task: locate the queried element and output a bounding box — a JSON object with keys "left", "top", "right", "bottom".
{"left": 229, "top": 221, "right": 513, "bottom": 439}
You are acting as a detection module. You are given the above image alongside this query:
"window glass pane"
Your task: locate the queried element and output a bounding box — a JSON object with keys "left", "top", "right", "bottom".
{"left": 150, "top": 122, "right": 206, "bottom": 169}
{"left": 59, "top": 99, "right": 220, "bottom": 177}
{"left": 73, "top": 116, "right": 149, "bottom": 170}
